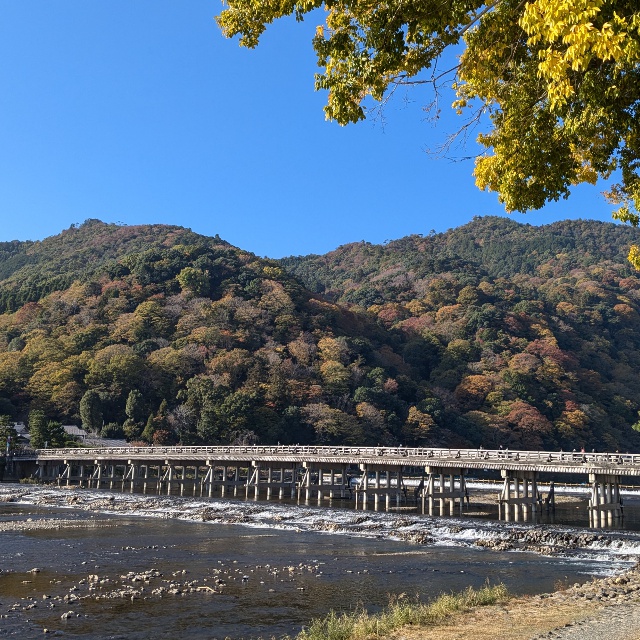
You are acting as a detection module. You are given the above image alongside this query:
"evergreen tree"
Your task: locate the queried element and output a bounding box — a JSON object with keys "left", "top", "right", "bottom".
{"left": 141, "top": 414, "right": 155, "bottom": 443}
{"left": 0, "top": 415, "right": 17, "bottom": 454}
{"left": 28, "top": 410, "right": 49, "bottom": 449}
{"left": 125, "top": 389, "right": 145, "bottom": 424}
{"left": 46, "top": 421, "right": 67, "bottom": 448}
{"left": 80, "top": 390, "right": 102, "bottom": 434}
{"left": 28, "top": 411, "right": 67, "bottom": 449}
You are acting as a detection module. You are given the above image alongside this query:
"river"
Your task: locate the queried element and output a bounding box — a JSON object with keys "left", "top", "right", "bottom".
{"left": 1, "top": 483, "right": 640, "bottom": 639}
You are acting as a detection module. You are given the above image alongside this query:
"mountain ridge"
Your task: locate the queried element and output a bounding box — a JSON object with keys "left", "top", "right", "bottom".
{"left": 0, "top": 216, "right": 639, "bottom": 453}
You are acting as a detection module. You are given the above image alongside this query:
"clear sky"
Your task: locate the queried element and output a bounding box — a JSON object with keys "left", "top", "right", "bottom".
{"left": 0, "top": 1, "right": 620, "bottom": 258}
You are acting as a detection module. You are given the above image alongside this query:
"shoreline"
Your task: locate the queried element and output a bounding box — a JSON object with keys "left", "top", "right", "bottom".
{"left": 391, "top": 563, "right": 640, "bottom": 640}
{"left": 284, "top": 560, "right": 640, "bottom": 640}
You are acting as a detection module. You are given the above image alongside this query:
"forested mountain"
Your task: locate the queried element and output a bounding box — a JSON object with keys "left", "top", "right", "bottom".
{"left": 1, "top": 217, "right": 640, "bottom": 452}
{"left": 280, "top": 217, "right": 640, "bottom": 303}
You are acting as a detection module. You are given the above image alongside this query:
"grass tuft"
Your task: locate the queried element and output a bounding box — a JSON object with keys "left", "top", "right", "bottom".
{"left": 293, "top": 582, "right": 509, "bottom": 640}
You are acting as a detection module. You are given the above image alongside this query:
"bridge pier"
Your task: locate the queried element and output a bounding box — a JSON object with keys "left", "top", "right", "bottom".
{"left": 355, "top": 464, "right": 404, "bottom": 511}
{"left": 93, "top": 462, "right": 103, "bottom": 489}
{"left": 196, "top": 461, "right": 257, "bottom": 498}
{"left": 192, "top": 465, "right": 199, "bottom": 496}
{"left": 124, "top": 462, "right": 135, "bottom": 493}
{"left": 296, "top": 463, "right": 348, "bottom": 503}
{"left": 164, "top": 463, "right": 174, "bottom": 495}
{"left": 56, "top": 462, "right": 70, "bottom": 486}
{"left": 36, "top": 461, "right": 53, "bottom": 482}
{"left": 108, "top": 464, "right": 116, "bottom": 491}
{"left": 203, "top": 463, "right": 214, "bottom": 497}
{"left": 588, "top": 473, "right": 623, "bottom": 527}
{"left": 423, "top": 466, "right": 467, "bottom": 516}
{"left": 498, "top": 470, "right": 540, "bottom": 522}
{"left": 142, "top": 464, "right": 150, "bottom": 493}
{"left": 247, "top": 463, "right": 260, "bottom": 499}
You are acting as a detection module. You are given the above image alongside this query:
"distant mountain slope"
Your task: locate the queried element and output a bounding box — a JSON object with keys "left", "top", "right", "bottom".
{"left": 279, "top": 217, "right": 640, "bottom": 305}
{"left": 0, "top": 217, "right": 639, "bottom": 453}
{"left": 0, "top": 220, "right": 232, "bottom": 312}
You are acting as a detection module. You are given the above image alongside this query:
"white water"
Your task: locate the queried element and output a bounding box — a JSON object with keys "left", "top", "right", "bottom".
{"left": 2, "top": 483, "right": 640, "bottom": 575}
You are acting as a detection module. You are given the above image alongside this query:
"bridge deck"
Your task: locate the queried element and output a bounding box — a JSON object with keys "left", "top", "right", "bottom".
{"left": 10, "top": 445, "right": 640, "bottom": 477}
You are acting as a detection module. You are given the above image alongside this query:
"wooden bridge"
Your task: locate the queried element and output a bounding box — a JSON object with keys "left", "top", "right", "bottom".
{"left": 6, "top": 445, "right": 640, "bottom": 527}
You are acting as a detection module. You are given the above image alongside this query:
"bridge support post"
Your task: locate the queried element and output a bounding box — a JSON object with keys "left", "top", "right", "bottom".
{"left": 278, "top": 469, "right": 285, "bottom": 499}
{"left": 60, "top": 463, "right": 69, "bottom": 486}
{"left": 231, "top": 466, "right": 238, "bottom": 496}
{"left": 219, "top": 465, "right": 227, "bottom": 497}
{"left": 305, "top": 467, "right": 311, "bottom": 502}
{"left": 247, "top": 463, "right": 260, "bottom": 499}
{"left": 291, "top": 465, "right": 298, "bottom": 499}
{"left": 165, "top": 464, "right": 173, "bottom": 496}
{"left": 360, "top": 466, "right": 369, "bottom": 510}
{"left": 498, "top": 470, "right": 540, "bottom": 522}
{"left": 193, "top": 466, "right": 199, "bottom": 496}
{"left": 424, "top": 467, "right": 467, "bottom": 516}
{"left": 204, "top": 462, "right": 214, "bottom": 498}
{"left": 343, "top": 465, "right": 350, "bottom": 499}
{"left": 179, "top": 466, "right": 186, "bottom": 496}
{"left": 373, "top": 471, "right": 380, "bottom": 510}
{"left": 142, "top": 465, "right": 149, "bottom": 494}
{"left": 589, "top": 473, "right": 622, "bottom": 527}
{"left": 127, "top": 463, "right": 137, "bottom": 493}
{"left": 266, "top": 466, "right": 273, "bottom": 500}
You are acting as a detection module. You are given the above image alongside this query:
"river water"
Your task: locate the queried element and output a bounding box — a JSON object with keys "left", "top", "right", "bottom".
{"left": 2, "top": 484, "right": 640, "bottom": 639}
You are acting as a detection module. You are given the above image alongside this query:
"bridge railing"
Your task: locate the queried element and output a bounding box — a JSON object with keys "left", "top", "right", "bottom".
{"left": 10, "top": 445, "right": 640, "bottom": 466}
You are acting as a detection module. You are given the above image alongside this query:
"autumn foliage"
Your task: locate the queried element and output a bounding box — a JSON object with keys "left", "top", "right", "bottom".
{"left": 1, "top": 217, "right": 640, "bottom": 451}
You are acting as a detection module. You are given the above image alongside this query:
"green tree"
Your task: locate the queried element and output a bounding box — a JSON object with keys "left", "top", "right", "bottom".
{"left": 28, "top": 410, "right": 48, "bottom": 449}
{"left": 28, "top": 411, "right": 66, "bottom": 449}
{"left": 217, "top": 0, "right": 640, "bottom": 267}
{"left": 123, "top": 389, "right": 146, "bottom": 440}
{"left": 125, "top": 389, "right": 145, "bottom": 424}
{"left": 177, "top": 267, "right": 210, "bottom": 297}
{"left": 141, "top": 414, "right": 156, "bottom": 443}
{"left": 80, "top": 389, "right": 103, "bottom": 434}
{"left": 45, "top": 420, "right": 67, "bottom": 448}
{"left": 101, "top": 422, "right": 125, "bottom": 439}
{"left": 0, "top": 415, "right": 18, "bottom": 453}
{"left": 140, "top": 400, "right": 174, "bottom": 444}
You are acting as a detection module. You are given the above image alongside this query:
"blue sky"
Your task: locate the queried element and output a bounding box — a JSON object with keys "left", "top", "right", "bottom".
{"left": 0, "top": 1, "right": 619, "bottom": 258}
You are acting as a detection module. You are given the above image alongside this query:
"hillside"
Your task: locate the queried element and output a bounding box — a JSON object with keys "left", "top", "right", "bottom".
{"left": 1, "top": 217, "right": 640, "bottom": 452}
{"left": 279, "top": 217, "right": 640, "bottom": 304}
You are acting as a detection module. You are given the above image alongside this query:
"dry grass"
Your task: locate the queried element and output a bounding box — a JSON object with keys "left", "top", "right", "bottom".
{"left": 391, "top": 596, "right": 604, "bottom": 640}
{"left": 292, "top": 584, "right": 509, "bottom": 640}
{"left": 288, "top": 586, "right": 614, "bottom": 640}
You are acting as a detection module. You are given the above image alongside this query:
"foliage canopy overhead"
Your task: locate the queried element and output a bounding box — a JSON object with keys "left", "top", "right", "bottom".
{"left": 217, "top": 0, "right": 640, "bottom": 267}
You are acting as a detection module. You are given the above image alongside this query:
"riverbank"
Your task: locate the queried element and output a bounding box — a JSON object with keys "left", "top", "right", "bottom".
{"left": 295, "top": 564, "right": 640, "bottom": 640}
{"left": 399, "top": 571, "right": 640, "bottom": 640}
